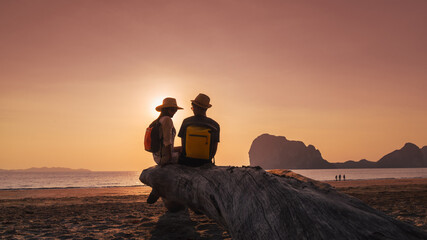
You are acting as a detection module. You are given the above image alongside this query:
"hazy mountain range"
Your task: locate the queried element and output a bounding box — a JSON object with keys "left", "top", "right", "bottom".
{"left": 249, "top": 134, "right": 427, "bottom": 169}
{"left": 0, "top": 167, "right": 91, "bottom": 172}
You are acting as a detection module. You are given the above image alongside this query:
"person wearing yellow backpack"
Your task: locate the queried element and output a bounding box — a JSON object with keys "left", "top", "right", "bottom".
{"left": 178, "top": 93, "right": 220, "bottom": 167}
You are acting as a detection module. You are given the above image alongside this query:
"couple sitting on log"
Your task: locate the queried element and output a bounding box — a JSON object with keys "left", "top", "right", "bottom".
{"left": 141, "top": 93, "right": 220, "bottom": 204}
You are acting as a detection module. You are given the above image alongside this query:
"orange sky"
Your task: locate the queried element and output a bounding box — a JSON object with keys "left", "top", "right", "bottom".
{"left": 1, "top": 0, "right": 426, "bottom": 171}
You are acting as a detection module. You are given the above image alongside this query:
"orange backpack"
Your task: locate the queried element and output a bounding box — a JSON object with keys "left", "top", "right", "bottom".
{"left": 144, "top": 119, "right": 161, "bottom": 153}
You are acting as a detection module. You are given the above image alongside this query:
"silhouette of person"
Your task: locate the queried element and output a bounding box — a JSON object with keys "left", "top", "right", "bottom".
{"left": 152, "top": 98, "right": 183, "bottom": 166}
{"left": 343, "top": 174, "right": 346, "bottom": 181}
{"left": 339, "top": 174, "right": 341, "bottom": 181}
{"left": 142, "top": 97, "right": 183, "bottom": 204}
{"left": 335, "top": 175, "right": 337, "bottom": 181}
{"left": 178, "top": 93, "right": 220, "bottom": 167}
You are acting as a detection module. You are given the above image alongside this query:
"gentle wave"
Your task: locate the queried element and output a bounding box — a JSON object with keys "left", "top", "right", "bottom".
{"left": 0, "top": 171, "right": 144, "bottom": 190}
{"left": 1, "top": 168, "right": 426, "bottom": 190}
{"left": 0, "top": 185, "right": 145, "bottom": 191}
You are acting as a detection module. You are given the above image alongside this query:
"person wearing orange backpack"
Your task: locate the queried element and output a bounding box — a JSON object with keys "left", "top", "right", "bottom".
{"left": 142, "top": 97, "right": 183, "bottom": 204}
{"left": 151, "top": 97, "right": 183, "bottom": 166}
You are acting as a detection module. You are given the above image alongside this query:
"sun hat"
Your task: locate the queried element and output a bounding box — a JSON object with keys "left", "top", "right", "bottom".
{"left": 191, "top": 93, "right": 212, "bottom": 109}
{"left": 155, "top": 97, "right": 184, "bottom": 112}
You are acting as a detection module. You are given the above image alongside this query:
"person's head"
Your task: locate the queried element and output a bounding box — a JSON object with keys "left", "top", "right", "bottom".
{"left": 155, "top": 97, "right": 183, "bottom": 118}
{"left": 191, "top": 93, "right": 211, "bottom": 116}
{"left": 161, "top": 107, "right": 179, "bottom": 117}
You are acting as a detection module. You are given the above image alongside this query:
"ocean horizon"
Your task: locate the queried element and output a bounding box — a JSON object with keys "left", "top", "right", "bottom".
{"left": 1, "top": 168, "right": 427, "bottom": 190}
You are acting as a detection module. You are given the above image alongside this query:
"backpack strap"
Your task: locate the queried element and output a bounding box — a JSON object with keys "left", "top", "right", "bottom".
{"left": 151, "top": 117, "right": 163, "bottom": 156}
{"left": 157, "top": 117, "right": 163, "bottom": 158}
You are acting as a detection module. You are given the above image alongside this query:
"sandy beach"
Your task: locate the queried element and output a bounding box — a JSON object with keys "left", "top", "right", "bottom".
{"left": 327, "top": 178, "right": 427, "bottom": 232}
{"left": 1, "top": 178, "right": 426, "bottom": 239}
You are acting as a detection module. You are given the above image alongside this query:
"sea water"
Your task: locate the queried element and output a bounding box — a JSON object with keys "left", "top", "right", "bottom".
{"left": 0, "top": 168, "right": 426, "bottom": 190}
{"left": 0, "top": 171, "right": 143, "bottom": 190}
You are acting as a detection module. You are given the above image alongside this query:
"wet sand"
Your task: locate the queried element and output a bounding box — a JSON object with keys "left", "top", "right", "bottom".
{"left": 328, "top": 178, "right": 427, "bottom": 231}
{"left": 1, "top": 178, "right": 426, "bottom": 239}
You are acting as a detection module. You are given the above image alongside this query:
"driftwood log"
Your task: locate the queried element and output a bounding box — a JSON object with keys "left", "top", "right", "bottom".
{"left": 140, "top": 165, "right": 427, "bottom": 240}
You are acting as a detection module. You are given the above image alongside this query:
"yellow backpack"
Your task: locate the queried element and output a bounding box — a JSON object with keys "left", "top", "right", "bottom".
{"left": 185, "top": 126, "right": 212, "bottom": 160}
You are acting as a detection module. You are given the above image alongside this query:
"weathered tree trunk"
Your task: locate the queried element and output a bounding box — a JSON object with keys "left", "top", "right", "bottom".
{"left": 140, "top": 165, "right": 427, "bottom": 240}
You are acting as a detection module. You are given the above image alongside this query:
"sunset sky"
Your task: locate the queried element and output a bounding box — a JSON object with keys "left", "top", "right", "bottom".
{"left": 1, "top": 0, "right": 426, "bottom": 171}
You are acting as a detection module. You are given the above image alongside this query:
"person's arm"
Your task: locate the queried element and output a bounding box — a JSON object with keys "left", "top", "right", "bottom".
{"left": 211, "top": 122, "right": 220, "bottom": 159}
{"left": 177, "top": 119, "right": 187, "bottom": 155}
{"left": 177, "top": 118, "right": 187, "bottom": 139}
{"left": 160, "top": 117, "right": 174, "bottom": 165}
{"left": 160, "top": 144, "right": 173, "bottom": 166}
{"left": 217, "top": 122, "right": 220, "bottom": 143}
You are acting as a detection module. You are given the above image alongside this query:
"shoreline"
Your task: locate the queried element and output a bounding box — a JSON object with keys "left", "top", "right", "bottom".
{"left": 0, "top": 185, "right": 151, "bottom": 200}
{"left": 1, "top": 177, "right": 427, "bottom": 199}
{"left": 325, "top": 177, "right": 427, "bottom": 188}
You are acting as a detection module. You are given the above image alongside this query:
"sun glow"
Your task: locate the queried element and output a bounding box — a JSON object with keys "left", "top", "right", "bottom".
{"left": 148, "top": 96, "right": 164, "bottom": 118}
{"left": 142, "top": 79, "right": 191, "bottom": 120}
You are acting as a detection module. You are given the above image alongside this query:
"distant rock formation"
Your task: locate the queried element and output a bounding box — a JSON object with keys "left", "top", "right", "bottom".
{"left": 249, "top": 134, "right": 333, "bottom": 169}
{"left": 333, "top": 159, "right": 377, "bottom": 169}
{"left": 249, "top": 134, "right": 427, "bottom": 169}
{"left": 377, "top": 143, "right": 426, "bottom": 168}
{"left": 421, "top": 146, "right": 427, "bottom": 164}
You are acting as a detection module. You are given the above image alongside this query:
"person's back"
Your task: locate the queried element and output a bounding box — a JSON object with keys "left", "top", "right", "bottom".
{"left": 151, "top": 98, "right": 183, "bottom": 166}
{"left": 178, "top": 94, "right": 220, "bottom": 167}
{"left": 141, "top": 97, "right": 183, "bottom": 204}
{"left": 153, "top": 115, "right": 179, "bottom": 165}
{"left": 179, "top": 115, "right": 220, "bottom": 166}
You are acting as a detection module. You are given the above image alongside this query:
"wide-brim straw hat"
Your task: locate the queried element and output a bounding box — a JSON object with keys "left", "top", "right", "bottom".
{"left": 191, "top": 93, "right": 212, "bottom": 109}
{"left": 155, "top": 97, "right": 184, "bottom": 112}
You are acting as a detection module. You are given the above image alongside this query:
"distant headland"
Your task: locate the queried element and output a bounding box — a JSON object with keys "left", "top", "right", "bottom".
{"left": 0, "top": 167, "right": 92, "bottom": 172}
{"left": 249, "top": 134, "right": 427, "bottom": 169}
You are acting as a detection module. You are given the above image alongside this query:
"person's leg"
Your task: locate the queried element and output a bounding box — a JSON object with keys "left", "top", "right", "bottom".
{"left": 171, "top": 152, "right": 179, "bottom": 164}
{"left": 178, "top": 154, "right": 188, "bottom": 165}
{"left": 141, "top": 170, "right": 160, "bottom": 204}
{"left": 147, "top": 188, "right": 160, "bottom": 204}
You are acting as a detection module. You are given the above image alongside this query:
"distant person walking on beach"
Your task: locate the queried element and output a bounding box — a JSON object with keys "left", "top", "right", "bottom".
{"left": 142, "top": 97, "right": 183, "bottom": 204}
{"left": 339, "top": 174, "right": 342, "bottom": 181}
{"left": 343, "top": 174, "right": 346, "bottom": 181}
{"left": 335, "top": 175, "right": 338, "bottom": 181}
{"left": 178, "top": 93, "right": 220, "bottom": 167}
